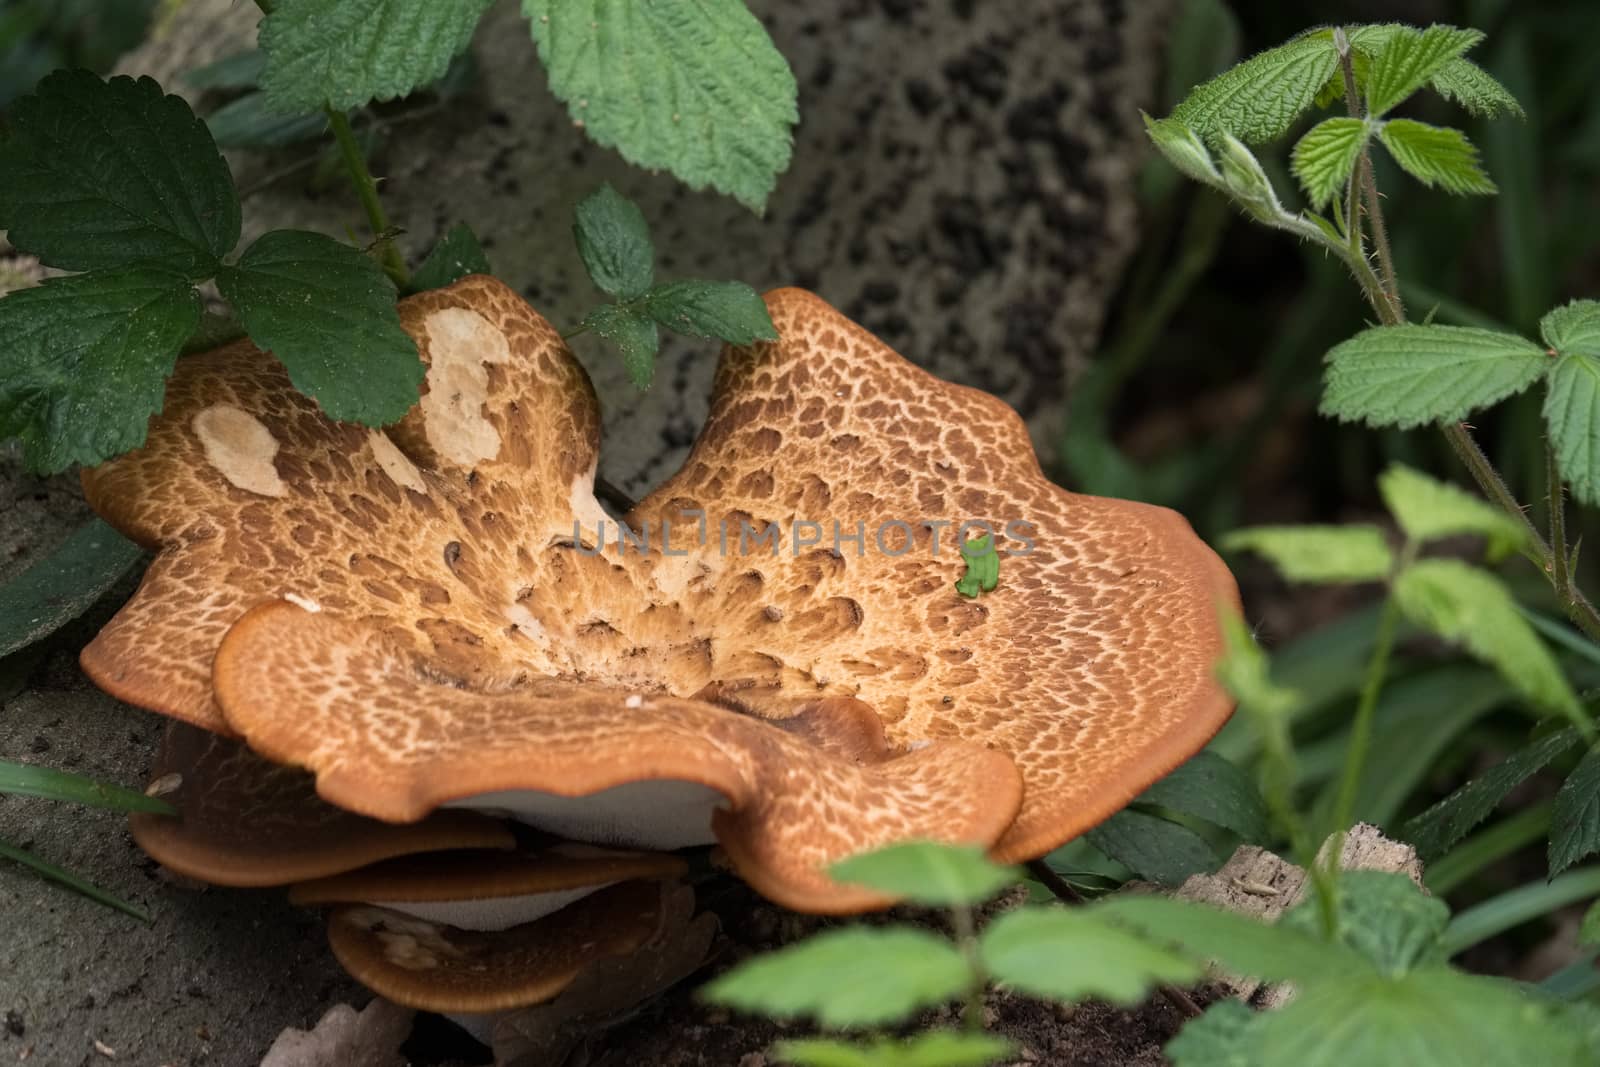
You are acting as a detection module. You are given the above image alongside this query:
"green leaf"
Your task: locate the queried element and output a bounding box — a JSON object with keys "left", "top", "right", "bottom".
{"left": 830, "top": 842, "right": 1018, "bottom": 908}
{"left": 1321, "top": 324, "right": 1551, "bottom": 429}
{"left": 1215, "top": 135, "right": 1286, "bottom": 223}
{"left": 954, "top": 534, "right": 1000, "bottom": 598}
{"left": 0, "top": 760, "right": 174, "bottom": 815}
{"left": 409, "top": 223, "right": 492, "bottom": 294}
{"left": 1213, "top": 613, "right": 1302, "bottom": 719}
{"left": 206, "top": 91, "right": 327, "bottom": 149}
{"left": 0, "top": 70, "right": 240, "bottom": 278}
{"left": 259, "top": 0, "right": 493, "bottom": 113}
{"left": 1543, "top": 301, "right": 1600, "bottom": 359}
{"left": 1166, "top": 999, "right": 1258, "bottom": 1067}
{"left": 773, "top": 1034, "right": 1012, "bottom": 1067}
{"left": 1402, "top": 728, "right": 1581, "bottom": 860}
{"left": 1393, "top": 560, "right": 1585, "bottom": 729}
{"left": 0, "top": 837, "right": 149, "bottom": 923}
{"left": 185, "top": 49, "right": 268, "bottom": 91}
{"left": 1376, "top": 464, "right": 1526, "bottom": 559}
{"left": 699, "top": 926, "right": 970, "bottom": 1029}
{"left": 216, "top": 230, "right": 423, "bottom": 425}
{"left": 1095, "top": 895, "right": 1371, "bottom": 986}
{"left": 573, "top": 185, "right": 655, "bottom": 302}
{"left": 1168, "top": 31, "right": 1339, "bottom": 144}
{"left": 1551, "top": 749, "right": 1600, "bottom": 877}
{"left": 1542, "top": 302, "right": 1600, "bottom": 506}
{"left": 1362, "top": 25, "right": 1483, "bottom": 117}
{"left": 0, "top": 267, "right": 200, "bottom": 473}
{"left": 524, "top": 0, "right": 798, "bottom": 211}
{"left": 1222, "top": 525, "right": 1393, "bottom": 584}
{"left": 1143, "top": 114, "right": 1222, "bottom": 187}
{"left": 1136, "top": 751, "right": 1271, "bottom": 844}
{"left": 0, "top": 519, "right": 143, "bottom": 658}
{"left": 1085, "top": 808, "right": 1220, "bottom": 886}
{"left": 581, "top": 303, "right": 660, "bottom": 391}
{"left": 1281, "top": 871, "right": 1448, "bottom": 977}
{"left": 980, "top": 906, "right": 1201, "bottom": 1003}
{"left": 1290, "top": 117, "right": 1367, "bottom": 210}
{"left": 1377, "top": 120, "right": 1496, "bottom": 196}
{"left": 644, "top": 280, "right": 778, "bottom": 345}
{"left": 1581, "top": 901, "right": 1600, "bottom": 947}
{"left": 1345, "top": 24, "right": 1522, "bottom": 119}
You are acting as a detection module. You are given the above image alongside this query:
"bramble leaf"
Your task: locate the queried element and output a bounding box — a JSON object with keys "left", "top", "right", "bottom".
{"left": 1086, "top": 808, "right": 1220, "bottom": 886}
{"left": 1281, "top": 871, "right": 1448, "bottom": 976}
{"left": 573, "top": 185, "right": 655, "bottom": 302}
{"left": 700, "top": 926, "right": 970, "bottom": 1028}
{"left": 1169, "top": 31, "right": 1338, "bottom": 144}
{"left": 1291, "top": 117, "right": 1367, "bottom": 209}
{"left": 409, "top": 223, "right": 492, "bottom": 293}
{"left": 831, "top": 842, "right": 1018, "bottom": 908}
{"left": 644, "top": 280, "right": 777, "bottom": 345}
{"left": 1215, "top": 135, "right": 1286, "bottom": 222}
{"left": 954, "top": 534, "right": 1000, "bottom": 598}
{"left": 980, "top": 906, "right": 1201, "bottom": 1003}
{"left": 0, "top": 71, "right": 240, "bottom": 278}
{"left": 1136, "top": 751, "right": 1271, "bottom": 844}
{"left": 1376, "top": 464, "right": 1526, "bottom": 559}
{"left": 0, "top": 519, "right": 143, "bottom": 658}
{"left": 1542, "top": 302, "right": 1600, "bottom": 504}
{"left": 773, "top": 1033, "right": 1013, "bottom": 1067}
{"left": 0, "top": 267, "right": 199, "bottom": 473}
{"left": 581, "top": 303, "right": 660, "bottom": 390}
{"left": 259, "top": 0, "right": 492, "bottom": 112}
{"left": 1362, "top": 25, "right": 1483, "bottom": 117}
{"left": 1143, "top": 114, "right": 1223, "bottom": 186}
{"left": 1222, "top": 525, "right": 1393, "bottom": 584}
{"left": 1542, "top": 300, "right": 1600, "bottom": 358}
{"left": 216, "top": 230, "right": 423, "bottom": 425}
{"left": 1393, "top": 560, "right": 1585, "bottom": 730}
{"left": 1321, "top": 324, "right": 1550, "bottom": 429}
{"left": 1402, "top": 728, "right": 1580, "bottom": 860}
{"left": 524, "top": 0, "right": 798, "bottom": 211}
{"left": 1345, "top": 24, "right": 1522, "bottom": 118}
{"left": 1551, "top": 750, "right": 1600, "bottom": 877}
{"left": 1378, "top": 120, "right": 1496, "bottom": 196}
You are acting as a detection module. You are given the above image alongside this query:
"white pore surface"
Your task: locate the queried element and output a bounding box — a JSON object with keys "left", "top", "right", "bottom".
{"left": 369, "top": 884, "right": 616, "bottom": 932}
{"left": 445, "top": 1012, "right": 498, "bottom": 1046}
{"left": 445, "top": 781, "right": 724, "bottom": 850}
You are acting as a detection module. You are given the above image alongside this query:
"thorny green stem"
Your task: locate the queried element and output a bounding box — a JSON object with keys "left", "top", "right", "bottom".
{"left": 326, "top": 108, "right": 409, "bottom": 287}
{"left": 1550, "top": 442, "right": 1572, "bottom": 602}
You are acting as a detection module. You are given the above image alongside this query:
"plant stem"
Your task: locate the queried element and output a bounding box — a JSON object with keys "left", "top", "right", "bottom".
{"left": 325, "top": 108, "right": 409, "bottom": 288}
{"left": 949, "top": 904, "right": 986, "bottom": 1031}
{"left": 1550, "top": 442, "right": 1571, "bottom": 597}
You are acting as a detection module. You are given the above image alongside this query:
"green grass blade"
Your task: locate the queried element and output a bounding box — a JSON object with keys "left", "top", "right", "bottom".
{"left": 0, "top": 837, "right": 149, "bottom": 922}
{"left": 0, "top": 760, "right": 175, "bottom": 814}
{"left": 1442, "top": 866, "right": 1600, "bottom": 956}
{"left": 1424, "top": 800, "right": 1553, "bottom": 896}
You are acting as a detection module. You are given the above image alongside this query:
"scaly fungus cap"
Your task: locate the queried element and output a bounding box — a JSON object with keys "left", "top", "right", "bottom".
{"left": 81, "top": 276, "right": 1237, "bottom": 910}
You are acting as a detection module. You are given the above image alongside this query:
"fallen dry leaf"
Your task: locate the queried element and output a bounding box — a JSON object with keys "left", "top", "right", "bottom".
{"left": 258, "top": 999, "right": 413, "bottom": 1067}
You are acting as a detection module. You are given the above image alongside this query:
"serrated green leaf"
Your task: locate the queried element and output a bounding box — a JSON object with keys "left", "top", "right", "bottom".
{"left": 1143, "top": 114, "right": 1222, "bottom": 186}
{"left": 185, "top": 49, "right": 267, "bottom": 91}
{"left": 1402, "top": 727, "right": 1580, "bottom": 861}
{"left": 524, "top": 0, "right": 798, "bottom": 211}
{"left": 0, "top": 837, "right": 149, "bottom": 923}
{"left": 206, "top": 91, "right": 327, "bottom": 149}
{"left": 1376, "top": 464, "right": 1526, "bottom": 559}
{"left": 699, "top": 926, "right": 970, "bottom": 1029}
{"left": 216, "top": 230, "right": 423, "bottom": 425}
{"left": 1215, "top": 134, "right": 1285, "bottom": 222}
{"left": 409, "top": 223, "right": 491, "bottom": 294}
{"left": 1169, "top": 31, "right": 1338, "bottom": 144}
{"left": 1393, "top": 559, "right": 1585, "bottom": 729}
{"left": 1222, "top": 525, "right": 1393, "bottom": 584}
{"left": 1136, "top": 751, "right": 1271, "bottom": 844}
{"left": 1363, "top": 25, "right": 1483, "bottom": 116}
{"left": 1377, "top": 119, "right": 1496, "bottom": 196}
{"left": 1165, "top": 999, "right": 1260, "bottom": 1067}
{"left": 0, "top": 70, "right": 240, "bottom": 278}
{"left": 830, "top": 842, "right": 1018, "bottom": 908}
{"left": 1551, "top": 750, "right": 1600, "bottom": 877}
{"left": 0, "top": 267, "right": 199, "bottom": 473}
{"left": 980, "top": 906, "right": 1201, "bottom": 1004}
{"left": 0, "top": 519, "right": 143, "bottom": 658}
{"left": 1544, "top": 342, "right": 1600, "bottom": 506}
{"left": 582, "top": 303, "right": 660, "bottom": 390}
{"left": 1291, "top": 117, "right": 1368, "bottom": 209}
{"left": 644, "top": 280, "right": 777, "bottom": 345}
{"left": 1321, "top": 324, "right": 1550, "bottom": 429}
{"left": 1346, "top": 25, "right": 1522, "bottom": 119}
{"left": 1543, "top": 301, "right": 1600, "bottom": 359}
{"left": 259, "top": 0, "right": 492, "bottom": 113}
{"left": 1281, "top": 871, "right": 1448, "bottom": 976}
{"left": 773, "top": 1033, "right": 1012, "bottom": 1067}
{"left": 0, "top": 760, "right": 174, "bottom": 815}
{"left": 1086, "top": 808, "right": 1220, "bottom": 886}
{"left": 1095, "top": 895, "right": 1371, "bottom": 985}
{"left": 573, "top": 184, "right": 654, "bottom": 301}
{"left": 955, "top": 534, "right": 1000, "bottom": 598}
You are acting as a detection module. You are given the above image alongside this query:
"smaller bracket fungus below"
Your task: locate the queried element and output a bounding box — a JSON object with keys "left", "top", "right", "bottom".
{"left": 80, "top": 275, "right": 1238, "bottom": 914}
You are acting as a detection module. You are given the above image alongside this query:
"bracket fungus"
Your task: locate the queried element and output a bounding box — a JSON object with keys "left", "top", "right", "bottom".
{"left": 77, "top": 274, "right": 1236, "bottom": 1016}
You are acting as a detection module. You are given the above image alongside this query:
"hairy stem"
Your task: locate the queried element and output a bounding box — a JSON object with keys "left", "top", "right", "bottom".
{"left": 1550, "top": 442, "right": 1571, "bottom": 597}
{"left": 326, "top": 108, "right": 409, "bottom": 287}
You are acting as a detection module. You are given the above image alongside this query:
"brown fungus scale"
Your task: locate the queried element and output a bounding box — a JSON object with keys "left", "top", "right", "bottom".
{"left": 81, "top": 276, "right": 1238, "bottom": 913}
